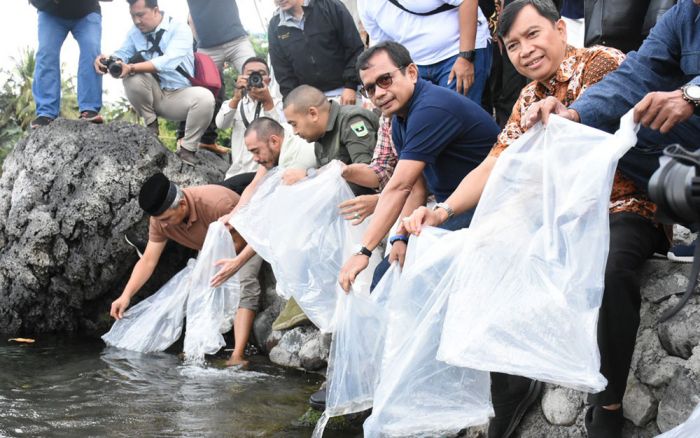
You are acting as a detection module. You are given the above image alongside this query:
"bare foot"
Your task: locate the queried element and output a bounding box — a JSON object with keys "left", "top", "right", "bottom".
{"left": 225, "top": 357, "right": 249, "bottom": 369}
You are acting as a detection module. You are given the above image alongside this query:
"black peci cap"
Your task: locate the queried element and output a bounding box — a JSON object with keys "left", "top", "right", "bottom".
{"left": 138, "top": 172, "right": 178, "bottom": 216}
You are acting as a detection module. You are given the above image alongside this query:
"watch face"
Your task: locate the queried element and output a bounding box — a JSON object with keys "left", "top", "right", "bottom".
{"left": 686, "top": 85, "right": 700, "bottom": 100}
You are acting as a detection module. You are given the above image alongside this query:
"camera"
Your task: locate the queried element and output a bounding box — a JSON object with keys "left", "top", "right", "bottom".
{"left": 647, "top": 143, "right": 700, "bottom": 323}
{"left": 247, "top": 71, "right": 265, "bottom": 89}
{"left": 648, "top": 144, "right": 700, "bottom": 225}
{"left": 100, "top": 56, "right": 123, "bottom": 78}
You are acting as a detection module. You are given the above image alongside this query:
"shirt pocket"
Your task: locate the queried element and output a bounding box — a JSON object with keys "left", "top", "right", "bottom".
{"left": 680, "top": 51, "right": 700, "bottom": 76}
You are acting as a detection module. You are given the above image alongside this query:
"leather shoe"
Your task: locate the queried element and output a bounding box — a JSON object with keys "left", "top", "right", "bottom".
{"left": 176, "top": 148, "right": 197, "bottom": 167}
{"left": 585, "top": 405, "right": 624, "bottom": 438}
{"left": 488, "top": 374, "right": 543, "bottom": 438}
{"left": 309, "top": 387, "right": 326, "bottom": 411}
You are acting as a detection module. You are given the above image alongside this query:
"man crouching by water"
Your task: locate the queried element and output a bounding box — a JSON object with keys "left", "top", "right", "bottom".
{"left": 110, "top": 173, "right": 254, "bottom": 365}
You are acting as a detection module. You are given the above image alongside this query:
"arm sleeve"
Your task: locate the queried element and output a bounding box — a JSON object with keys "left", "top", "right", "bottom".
{"left": 215, "top": 100, "right": 236, "bottom": 129}
{"left": 148, "top": 217, "right": 168, "bottom": 243}
{"left": 570, "top": 3, "right": 683, "bottom": 132}
{"left": 150, "top": 23, "right": 195, "bottom": 73}
{"left": 333, "top": 1, "right": 365, "bottom": 90}
{"left": 343, "top": 115, "right": 378, "bottom": 164}
{"left": 113, "top": 31, "right": 137, "bottom": 62}
{"left": 268, "top": 18, "right": 298, "bottom": 98}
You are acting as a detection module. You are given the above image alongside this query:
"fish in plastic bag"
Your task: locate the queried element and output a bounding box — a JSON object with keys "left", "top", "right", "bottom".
{"left": 312, "top": 264, "right": 400, "bottom": 438}
{"left": 103, "top": 222, "right": 240, "bottom": 358}
{"left": 363, "top": 227, "right": 493, "bottom": 437}
{"left": 437, "top": 112, "right": 639, "bottom": 392}
{"left": 656, "top": 402, "right": 700, "bottom": 437}
{"left": 232, "top": 160, "right": 378, "bottom": 333}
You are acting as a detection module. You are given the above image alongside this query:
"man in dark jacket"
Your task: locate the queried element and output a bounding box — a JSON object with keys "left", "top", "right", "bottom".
{"left": 30, "top": 0, "right": 105, "bottom": 128}
{"left": 268, "top": 0, "right": 365, "bottom": 105}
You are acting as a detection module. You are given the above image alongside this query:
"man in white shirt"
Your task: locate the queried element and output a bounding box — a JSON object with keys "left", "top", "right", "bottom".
{"left": 358, "top": 0, "right": 492, "bottom": 103}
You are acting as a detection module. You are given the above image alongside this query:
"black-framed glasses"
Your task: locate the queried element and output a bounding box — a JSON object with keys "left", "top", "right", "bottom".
{"left": 359, "top": 66, "right": 405, "bottom": 98}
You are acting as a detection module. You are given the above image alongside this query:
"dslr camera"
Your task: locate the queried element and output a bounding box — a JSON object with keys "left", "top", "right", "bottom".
{"left": 100, "top": 56, "right": 123, "bottom": 78}
{"left": 247, "top": 71, "right": 265, "bottom": 89}
{"left": 648, "top": 143, "right": 700, "bottom": 322}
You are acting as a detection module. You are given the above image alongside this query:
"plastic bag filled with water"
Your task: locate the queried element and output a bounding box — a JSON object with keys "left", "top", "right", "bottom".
{"left": 103, "top": 222, "right": 240, "bottom": 357}
{"left": 183, "top": 222, "right": 241, "bottom": 362}
{"left": 312, "top": 264, "right": 400, "bottom": 437}
{"left": 656, "top": 403, "right": 700, "bottom": 437}
{"left": 437, "top": 112, "right": 639, "bottom": 392}
{"left": 363, "top": 228, "right": 493, "bottom": 437}
{"left": 232, "top": 160, "right": 378, "bottom": 333}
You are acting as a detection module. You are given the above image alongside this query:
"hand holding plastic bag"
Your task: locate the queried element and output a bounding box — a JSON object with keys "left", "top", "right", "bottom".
{"left": 437, "top": 112, "right": 639, "bottom": 391}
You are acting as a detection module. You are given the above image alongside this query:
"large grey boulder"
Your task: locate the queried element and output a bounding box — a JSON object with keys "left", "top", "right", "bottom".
{"left": 0, "top": 119, "right": 229, "bottom": 334}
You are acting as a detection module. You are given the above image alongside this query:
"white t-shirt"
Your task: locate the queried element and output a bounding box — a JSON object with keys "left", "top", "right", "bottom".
{"left": 358, "top": 0, "right": 490, "bottom": 65}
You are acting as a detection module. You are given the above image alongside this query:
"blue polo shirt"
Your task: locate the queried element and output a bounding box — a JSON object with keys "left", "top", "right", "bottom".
{"left": 392, "top": 79, "right": 500, "bottom": 202}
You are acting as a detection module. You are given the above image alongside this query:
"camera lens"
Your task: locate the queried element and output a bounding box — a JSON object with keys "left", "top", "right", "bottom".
{"left": 648, "top": 145, "right": 700, "bottom": 224}
{"left": 248, "top": 72, "right": 264, "bottom": 89}
{"left": 109, "top": 63, "right": 123, "bottom": 78}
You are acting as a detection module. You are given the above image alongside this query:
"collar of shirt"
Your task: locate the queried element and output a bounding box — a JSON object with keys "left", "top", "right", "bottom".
{"left": 278, "top": 0, "right": 311, "bottom": 29}
{"left": 542, "top": 45, "right": 578, "bottom": 92}
{"left": 180, "top": 189, "right": 199, "bottom": 230}
{"left": 324, "top": 99, "right": 341, "bottom": 133}
{"left": 143, "top": 11, "right": 172, "bottom": 40}
{"left": 398, "top": 77, "right": 427, "bottom": 122}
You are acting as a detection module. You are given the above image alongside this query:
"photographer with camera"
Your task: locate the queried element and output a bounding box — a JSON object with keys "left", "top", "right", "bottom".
{"left": 215, "top": 57, "right": 286, "bottom": 186}
{"left": 93, "top": 0, "right": 214, "bottom": 167}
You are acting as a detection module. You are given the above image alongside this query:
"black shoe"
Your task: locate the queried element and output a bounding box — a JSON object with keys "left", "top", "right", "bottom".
{"left": 31, "top": 116, "right": 54, "bottom": 129}
{"left": 584, "top": 405, "right": 623, "bottom": 438}
{"left": 124, "top": 232, "right": 146, "bottom": 258}
{"left": 79, "top": 110, "right": 104, "bottom": 124}
{"left": 309, "top": 387, "right": 326, "bottom": 411}
{"left": 176, "top": 148, "right": 197, "bottom": 167}
{"left": 488, "top": 375, "right": 543, "bottom": 438}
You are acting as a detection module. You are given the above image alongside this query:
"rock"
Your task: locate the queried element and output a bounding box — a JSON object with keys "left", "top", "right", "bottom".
{"left": 634, "top": 328, "right": 685, "bottom": 388}
{"left": 0, "top": 120, "right": 229, "bottom": 334}
{"left": 623, "top": 375, "right": 657, "bottom": 426}
{"left": 657, "top": 368, "right": 700, "bottom": 432}
{"left": 686, "top": 346, "right": 700, "bottom": 379}
{"left": 268, "top": 326, "right": 318, "bottom": 369}
{"left": 639, "top": 260, "right": 689, "bottom": 304}
{"left": 541, "top": 386, "right": 582, "bottom": 426}
{"left": 299, "top": 332, "right": 331, "bottom": 371}
{"left": 265, "top": 330, "right": 284, "bottom": 353}
{"left": 658, "top": 296, "right": 700, "bottom": 359}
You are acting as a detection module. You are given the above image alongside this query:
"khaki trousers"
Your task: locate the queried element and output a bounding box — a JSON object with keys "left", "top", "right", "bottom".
{"left": 123, "top": 73, "right": 215, "bottom": 152}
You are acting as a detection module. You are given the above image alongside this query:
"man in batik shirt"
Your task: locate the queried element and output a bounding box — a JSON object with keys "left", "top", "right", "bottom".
{"left": 402, "top": 1, "right": 668, "bottom": 437}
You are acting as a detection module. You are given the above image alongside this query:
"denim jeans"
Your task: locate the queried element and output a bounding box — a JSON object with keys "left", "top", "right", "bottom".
{"left": 417, "top": 43, "right": 493, "bottom": 105}
{"left": 33, "top": 11, "right": 102, "bottom": 118}
{"left": 370, "top": 208, "right": 475, "bottom": 290}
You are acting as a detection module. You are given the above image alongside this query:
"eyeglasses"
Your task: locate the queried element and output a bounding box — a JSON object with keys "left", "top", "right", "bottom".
{"left": 359, "top": 67, "right": 404, "bottom": 98}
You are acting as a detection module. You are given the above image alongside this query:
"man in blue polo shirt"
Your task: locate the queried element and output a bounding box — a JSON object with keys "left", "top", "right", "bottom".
{"left": 338, "top": 41, "right": 500, "bottom": 292}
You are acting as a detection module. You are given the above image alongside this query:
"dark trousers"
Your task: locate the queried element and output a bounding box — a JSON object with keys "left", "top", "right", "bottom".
{"left": 220, "top": 172, "right": 256, "bottom": 195}
{"left": 589, "top": 212, "right": 668, "bottom": 405}
{"left": 486, "top": 43, "right": 528, "bottom": 128}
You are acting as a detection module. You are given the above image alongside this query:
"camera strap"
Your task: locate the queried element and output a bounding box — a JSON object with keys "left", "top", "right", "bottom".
{"left": 240, "top": 99, "right": 263, "bottom": 129}
{"left": 387, "top": 0, "right": 457, "bottom": 15}
{"left": 658, "top": 238, "right": 700, "bottom": 322}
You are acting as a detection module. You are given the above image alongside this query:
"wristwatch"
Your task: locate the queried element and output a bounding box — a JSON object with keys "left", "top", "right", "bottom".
{"left": 458, "top": 50, "right": 476, "bottom": 62}
{"left": 352, "top": 245, "right": 372, "bottom": 257}
{"left": 681, "top": 84, "right": 700, "bottom": 108}
{"left": 432, "top": 202, "right": 455, "bottom": 220}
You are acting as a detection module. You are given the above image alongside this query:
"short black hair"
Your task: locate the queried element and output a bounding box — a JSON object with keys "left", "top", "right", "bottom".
{"left": 244, "top": 117, "right": 284, "bottom": 142}
{"left": 282, "top": 85, "right": 327, "bottom": 111}
{"left": 497, "top": 0, "right": 560, "bottom": 40}
{"left": 356, "top": 41, "right": 413, "bottom": 72}
{"left": 127, "top": 0, "right": 158, "bottom": 8}
{"left": 241, "top": 56, "right": 269, "bottom": 74}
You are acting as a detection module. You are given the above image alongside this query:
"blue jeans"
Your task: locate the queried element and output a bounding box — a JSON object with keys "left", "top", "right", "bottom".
{"left": 33, "top": 11, "right": 102, "bottom": 118}
{"left": 417, "top": 43, "right": 493, "bottom": 105}
{"left": 370, "top": 208, "right": 475, "bottom": 290}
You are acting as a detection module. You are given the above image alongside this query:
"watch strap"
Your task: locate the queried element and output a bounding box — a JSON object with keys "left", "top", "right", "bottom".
{"left": 458, "top": 50, "right": 476, "bottom": 62}
{"left": 356, "top": 246, "right": 372, "bottom": 257}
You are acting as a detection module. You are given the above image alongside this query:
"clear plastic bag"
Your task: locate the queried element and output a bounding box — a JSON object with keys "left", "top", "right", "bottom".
{"left": 232, "top": 161, "right": 378, "bottom": 332}
{"left": 363, "top": 227, "right": 493, "bottom": 437}
{"left": 102, "top": 266, "right": 192, "bottom": 353}
{"left": 657, "top": 403, "right": 700, "bottom": 437}
{"left": 103, "top": 223, "right": 240, "bottom": 359}
{"left": 312, "top": 264, "right": 400, "bottom": 437}
{"left": 437, "top": 112, "right": 639, "bottom": 392}
{"left": 183, "top": 222, "right": 240, "bottom": 363}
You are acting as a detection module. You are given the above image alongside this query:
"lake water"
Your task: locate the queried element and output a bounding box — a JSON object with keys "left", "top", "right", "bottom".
{"left": 0, "top": 336, "right": 352, "bottom": 437}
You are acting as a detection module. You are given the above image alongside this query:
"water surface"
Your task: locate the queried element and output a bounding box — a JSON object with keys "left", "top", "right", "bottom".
{"left": 0, "top": 336, "right": 335, "bottom": 437}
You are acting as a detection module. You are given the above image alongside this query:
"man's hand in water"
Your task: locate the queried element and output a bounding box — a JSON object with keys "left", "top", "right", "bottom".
{"left": 110, "top": 295, "right": 131, "bottom": 320}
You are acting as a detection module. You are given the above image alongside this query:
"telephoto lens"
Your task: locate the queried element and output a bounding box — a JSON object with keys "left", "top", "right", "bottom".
{"left": 247, "top": 71, "right": 264, "bottom": 89}
{"left": 648, "top": 144, "right": 700, "bottom": 225}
